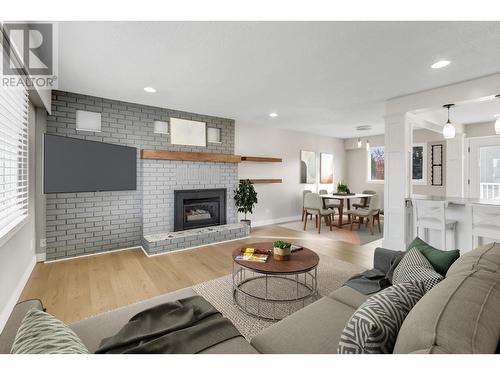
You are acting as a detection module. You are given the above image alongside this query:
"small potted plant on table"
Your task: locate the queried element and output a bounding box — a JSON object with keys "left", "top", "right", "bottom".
{"left": 234, "top": 179, "right": 258, "bottom": 227}
{"left": 336, "top": 180, "right": 351, "bottom": 195}
{"left": 273, "top": 240, "right": 292, "bottom": 261}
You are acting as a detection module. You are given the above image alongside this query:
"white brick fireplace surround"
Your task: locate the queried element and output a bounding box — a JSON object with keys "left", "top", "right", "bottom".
{"left": 45, "top": 90, "right": 243, "bottom": 261}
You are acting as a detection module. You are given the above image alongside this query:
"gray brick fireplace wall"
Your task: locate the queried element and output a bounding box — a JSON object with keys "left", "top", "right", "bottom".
{"left": 142, "top": 160, "right": 238, "bottom": 235}
{"left": 45, "top": 90, "right": 236, "bottom": 260}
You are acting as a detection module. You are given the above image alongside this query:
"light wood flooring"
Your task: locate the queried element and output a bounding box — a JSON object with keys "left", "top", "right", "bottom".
{"left": 19, "top": 223, "right": 380, "bottom": 324}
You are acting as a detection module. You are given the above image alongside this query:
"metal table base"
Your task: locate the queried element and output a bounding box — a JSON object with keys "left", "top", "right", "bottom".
{"left": 232, "top": 263, "right": 319, "bottom": 321}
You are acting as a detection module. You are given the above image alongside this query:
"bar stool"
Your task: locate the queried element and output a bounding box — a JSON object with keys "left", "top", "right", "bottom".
{"left": 414, "top": 200, "right": 457, "bottom": 250}
{"left": 471, "top": 204, "right": 500, "bottom": 248}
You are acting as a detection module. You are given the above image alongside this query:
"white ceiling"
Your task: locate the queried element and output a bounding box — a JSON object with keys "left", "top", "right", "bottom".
{"left": 58, "top": 21, "right": 500, "bottom": 138}
{"left": 451, "top": 98, "right": 500, "bottom": 124}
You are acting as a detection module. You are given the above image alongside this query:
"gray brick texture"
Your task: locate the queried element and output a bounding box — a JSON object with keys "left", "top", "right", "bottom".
{"left": 46, "top": 90, "right": 236, "bottom": 260}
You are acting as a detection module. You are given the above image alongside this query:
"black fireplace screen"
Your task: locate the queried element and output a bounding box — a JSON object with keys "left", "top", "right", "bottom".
{"left": 174, "top": 189, "right": 226, "bottom": 231}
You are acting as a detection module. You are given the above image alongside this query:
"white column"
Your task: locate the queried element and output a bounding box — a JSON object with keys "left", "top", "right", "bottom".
{"left": 446, "top": 133, "right": 465, "bottom": 198}
{"left": 383, "top": 113, "right": 412, "bottom": 250}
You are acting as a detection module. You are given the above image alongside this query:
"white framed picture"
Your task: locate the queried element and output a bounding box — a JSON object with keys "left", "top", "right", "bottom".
{"left": 300, "top": 150, "right": 316, "bottom": 184}
{"left": 320, "top": 153, "right": 334, "bottom": 184}
{"left": 170, "top": 118, "right": 206, "bottom": 147}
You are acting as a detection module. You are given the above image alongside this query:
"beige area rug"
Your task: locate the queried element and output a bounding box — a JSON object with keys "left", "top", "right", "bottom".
{"left": 278, "top": 219, "right": 384, "bottom": 245}
{"left": 192, "top": 254, "right": 366, "bottom": 341}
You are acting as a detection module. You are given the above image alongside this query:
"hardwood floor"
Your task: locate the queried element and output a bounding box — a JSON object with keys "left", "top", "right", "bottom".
{"left": 19, "top": 223, "right": 380, "bottom": 324}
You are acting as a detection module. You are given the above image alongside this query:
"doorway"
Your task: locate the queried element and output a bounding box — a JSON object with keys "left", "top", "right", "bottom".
{"left": 467, "top": 136, "right": 500, "bottom": 199}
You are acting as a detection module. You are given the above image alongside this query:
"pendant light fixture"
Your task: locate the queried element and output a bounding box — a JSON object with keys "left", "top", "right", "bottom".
{"left": 357, "top": 138, "right": 362, "bottom": 148}
{"left": 495, "top": 95, "right": 500, "bottom": 135}
{"left": 442, "top": 104, "right": 456, "bottom": 139}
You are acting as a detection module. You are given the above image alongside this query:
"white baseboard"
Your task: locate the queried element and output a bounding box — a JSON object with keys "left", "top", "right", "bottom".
{"left": 251, "top": 215, "right": 302, "bottom": 228}
{"left": 36, "top": 252, "right": 46, "bottom": 262}
{"left": 44, "top": 245, "right": 143, "bottom": 263}
{"left": 0, "top": 254, "right": 36, "bottom": 334}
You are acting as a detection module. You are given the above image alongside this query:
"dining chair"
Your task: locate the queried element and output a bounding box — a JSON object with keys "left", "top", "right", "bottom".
{"left": 303, "top": 192, "right": 335, "bottom": 234}
{"left": 345, "top": 194, "right": 381, "bottom": 235}
{"left": 319, "top": 189, "right": 341, "bottom": 211}
{"left": 352, "top": 190, "right": 376, "bottom": 209}
{"left": 301, "top": 190, "right": 313, "bottom": 222}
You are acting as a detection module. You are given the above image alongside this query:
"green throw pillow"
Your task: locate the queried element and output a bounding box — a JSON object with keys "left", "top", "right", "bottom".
{"left": 406, "top": 237, "right": 460, "bottom": 276}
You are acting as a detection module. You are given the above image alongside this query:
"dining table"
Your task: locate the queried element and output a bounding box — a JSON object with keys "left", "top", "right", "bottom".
{"left": 320, "top": 193, "right": 374, "bottom": 228}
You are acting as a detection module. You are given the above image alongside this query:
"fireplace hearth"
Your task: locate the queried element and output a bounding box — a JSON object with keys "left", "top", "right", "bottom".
{"left": 174, "top": 189, "right": 227, "bottom": 231}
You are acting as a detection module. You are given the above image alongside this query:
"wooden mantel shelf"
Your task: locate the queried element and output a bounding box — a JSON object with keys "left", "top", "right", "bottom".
{"left": 241, "top": 156, "right": 282, "bottom": 162}
{"left": 141, "top": 150, "right": 284, "bottom": 164}
{"left": 240, "top": 179, "right": 282, "bottom": 184}
{"left": 141, "top": 149, "right": 242, "bottom": 163}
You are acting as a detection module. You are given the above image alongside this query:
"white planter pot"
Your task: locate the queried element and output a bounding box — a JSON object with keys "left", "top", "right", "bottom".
{"left": 273, "top": 247, "right": 291, "bottom": 256}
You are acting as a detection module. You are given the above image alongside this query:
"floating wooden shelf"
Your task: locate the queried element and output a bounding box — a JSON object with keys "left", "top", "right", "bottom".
{"left": 141, "top": 149, "right": 242, "bottom": 163}
{"left": 241, "top": 156, "right": 282, "bottom": 162}
{"left": 240, "top": 179, "right": 282, "bottom": 184}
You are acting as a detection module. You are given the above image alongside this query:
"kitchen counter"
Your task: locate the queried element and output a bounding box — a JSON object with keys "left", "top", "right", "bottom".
{"left": 411, "top": 194, "right": 500, "bottom": 206}
{"left": 409, "top": 195, "right": 500, "bottom": 252}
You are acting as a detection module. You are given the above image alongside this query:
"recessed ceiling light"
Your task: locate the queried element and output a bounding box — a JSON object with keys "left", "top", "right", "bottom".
{"left": 355, "top": 125, "right": 372, "bottom": 131}
{"left": 269, "top": 112, "right": 278, "bottom": 118}
{"left": 431, "top": 60, "right": 451, "bottom": 69}
{"left": 144, "top": 86, "right": 156, "bottom": 93}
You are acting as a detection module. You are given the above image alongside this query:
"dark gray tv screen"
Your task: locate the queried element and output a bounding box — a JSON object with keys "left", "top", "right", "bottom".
{"left": 44, "top": 134, "right": 137, "bottom": 193}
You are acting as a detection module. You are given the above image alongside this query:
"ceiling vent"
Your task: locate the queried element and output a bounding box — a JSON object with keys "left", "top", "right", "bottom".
{"left": 355, "top": 125, "right": 372, "bottom": 131}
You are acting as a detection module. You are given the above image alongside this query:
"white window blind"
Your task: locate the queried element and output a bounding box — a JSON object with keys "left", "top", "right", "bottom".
{"left": 0, "top": 84, "right": 29, "bottom": 240}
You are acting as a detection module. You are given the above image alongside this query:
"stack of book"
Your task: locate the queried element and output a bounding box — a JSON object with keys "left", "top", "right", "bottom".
{"left": 235, "top": 247, "right": 270, "bottom": 263}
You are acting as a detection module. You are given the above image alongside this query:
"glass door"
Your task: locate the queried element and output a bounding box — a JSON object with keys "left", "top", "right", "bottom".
{"left": 468, "top": 137, "right": 500, "bottom": 199}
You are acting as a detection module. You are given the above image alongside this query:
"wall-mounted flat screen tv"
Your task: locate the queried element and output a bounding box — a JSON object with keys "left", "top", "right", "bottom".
{"left": 44, "top": 134, "right": 137, "bottom": 193}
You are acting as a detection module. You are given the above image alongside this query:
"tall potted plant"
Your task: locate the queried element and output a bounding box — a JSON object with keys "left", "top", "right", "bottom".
{"left": 234, "top": 179, "right": 258, "bottom": 227}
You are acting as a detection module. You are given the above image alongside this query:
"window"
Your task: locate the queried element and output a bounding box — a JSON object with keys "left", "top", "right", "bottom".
{"left": 0, "top": 85, "right": 29, "bottom": 240}
{"left": 368, "top": 146, "right": 384, "bottom": 181}
{"left": 412, "top": 143, "right": 427, "bottom": 184}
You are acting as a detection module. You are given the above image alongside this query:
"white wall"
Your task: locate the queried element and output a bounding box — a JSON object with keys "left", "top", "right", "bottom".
{"left": 465, "top": 121, "right": 497, "bottom": 138}
{"left": 412, "top": 129, "right": 447, "bottom": 196}
{"left": 344, "top": 135, "right": 384, "bottom": 208}
{"left": 235, "top": 124, "right": 346, "bottom": 225}
{"left": 0, "top": 103, "right": 37, "bottom": 333}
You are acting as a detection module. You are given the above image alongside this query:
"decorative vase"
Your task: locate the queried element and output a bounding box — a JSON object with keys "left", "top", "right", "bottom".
{"left": 240, "top": 219, "right": 251, "bottom": 228}
{"left": 273, "top": 246, "right": 291, "bottom": 261}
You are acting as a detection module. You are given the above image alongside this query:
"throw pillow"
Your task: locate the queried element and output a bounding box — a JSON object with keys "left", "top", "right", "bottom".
{"left": 11, "top": 308, "right": 89, "bottom": 354}
{"left": 337, "top": 281, "right": 427, "bottom": 354}
{"left": 407, "top": 236, "right": 460, "bottom": 276}
{"left": 392, "top": 248, "right": 444, "bottom": 292}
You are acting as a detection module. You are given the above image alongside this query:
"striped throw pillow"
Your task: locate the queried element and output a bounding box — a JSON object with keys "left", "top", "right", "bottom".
{"left": 11, "top": 308, "right": 89, "bottom": 354}
{"left": 338, "top": 281, "right": 426, "bottom": 354}
{"left": 392, "top": 247, "right": 444, "bottom": 292}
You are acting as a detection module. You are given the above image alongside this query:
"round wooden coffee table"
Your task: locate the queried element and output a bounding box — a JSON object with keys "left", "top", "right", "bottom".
{"left": 232, "top": 242, "right": 319, "bottom": 320}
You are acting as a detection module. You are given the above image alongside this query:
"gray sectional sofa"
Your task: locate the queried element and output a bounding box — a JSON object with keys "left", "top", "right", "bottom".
{"left": 1, "top": 242, "right": 499, "bottom": 354}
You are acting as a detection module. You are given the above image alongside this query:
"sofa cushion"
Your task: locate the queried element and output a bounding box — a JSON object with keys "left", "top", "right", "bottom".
{"left": 11, "top": 308, "right": 89, "bottom": 354}
{"left": 337, "top": 282, "right": 427, "bottom": 354}
{"left": 394, "top": 269, "right": 500, "bottom": 354}
{"left": 328, "top": 286, "right": 370, "bottom": 309}
{"left": 251, "top": 296, "right": 355, "bottom": 354}
{"left": 70, "top": 287, "right": 257, "bottom": 354}
{"left": 407, "top": 236, "right": 460, "bottom": 276}
{"left": 392, "top": 248, "right": 443, "bottom": 292}
{"left": 0, "top": 299, "right": 43, "bottom": 354}
{"left": 447, "top": 242, "right": 500, "bottom": 276}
